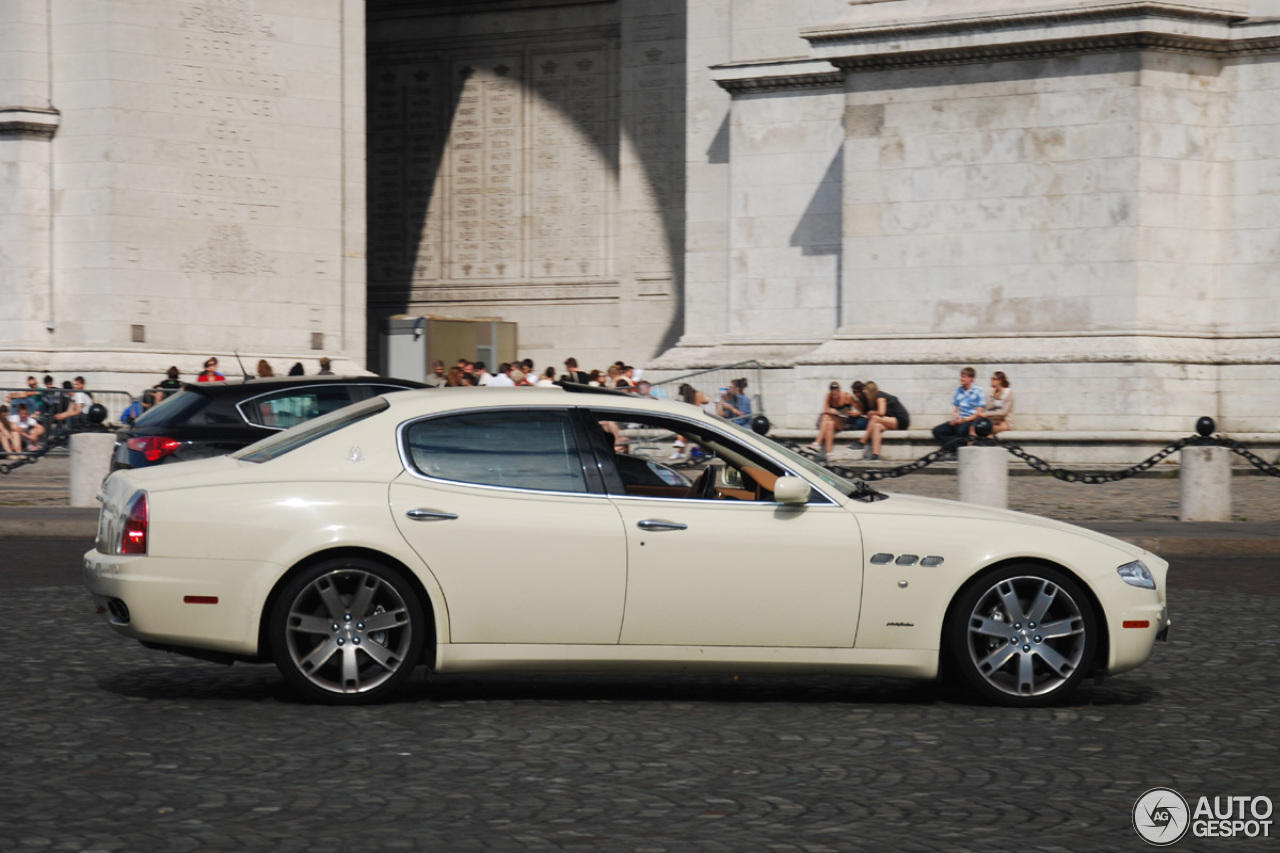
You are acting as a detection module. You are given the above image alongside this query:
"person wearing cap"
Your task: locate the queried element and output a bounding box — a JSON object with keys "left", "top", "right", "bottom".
{"left": 805, "top": 381, "right": 866, "bottom": 462}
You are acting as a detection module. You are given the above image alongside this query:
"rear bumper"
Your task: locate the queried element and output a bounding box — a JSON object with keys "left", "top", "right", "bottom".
{"left": 84, "top": 548, "right": 277, "bottom": 657}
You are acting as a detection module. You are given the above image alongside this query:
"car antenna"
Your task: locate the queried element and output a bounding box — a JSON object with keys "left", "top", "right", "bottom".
{"left": 234, "top": 351, "right": 252, "bottom": 381}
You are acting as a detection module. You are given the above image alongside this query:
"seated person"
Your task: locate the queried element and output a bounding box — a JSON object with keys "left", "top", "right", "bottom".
{"left": 806, "top": 381, "right": 867, "bottom": 462}
{"left": 9, "top": 403, "right": 45, "bottom": 450}
{"left": 717, "top": 378, "right": 752, "bottom": 425}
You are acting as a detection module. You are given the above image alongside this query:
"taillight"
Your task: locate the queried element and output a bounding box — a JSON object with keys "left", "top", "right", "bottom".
{"left": 120, "top": 491, "right": 148, "bottom": 555}
{"left": 126, "top": 436, "right": 181, "bottom": 463}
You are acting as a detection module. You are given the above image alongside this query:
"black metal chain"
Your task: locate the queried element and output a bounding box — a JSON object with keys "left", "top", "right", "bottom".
{"left": 779, "top": 439, "right": 958, "bottom": 482}
{"left": 999, "top": 436, "right": 1197, "bottom": 483}
{"left": 782, "top": 432, "right": 1280, "bottom": 484}
{"left": 1213, "top": 437, "right": 1280, "bottom": 478}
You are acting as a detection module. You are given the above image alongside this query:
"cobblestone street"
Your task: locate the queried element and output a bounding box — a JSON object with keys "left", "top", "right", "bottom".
{"left": 3, "top": 582, "right": 1277, "bottom": 852}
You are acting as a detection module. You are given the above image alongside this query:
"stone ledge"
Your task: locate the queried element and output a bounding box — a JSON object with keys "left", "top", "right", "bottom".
{"left": 709, "top": 58, "right": 844, "bottom": 94}
{"left": 799, "top": 1, "right": 1280, "bottom": 71}
{"left": 0, "top": 107, "right": 60, "bottom": 138}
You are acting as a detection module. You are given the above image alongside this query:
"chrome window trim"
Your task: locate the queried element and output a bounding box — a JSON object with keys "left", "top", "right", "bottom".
{"left": 395, "top": 406, "right": 603, "bottom": 499}
{"left": 604, "top": 492, "right": 841, "bottom": 509}
{"left": 392, "top": 403, "right": 839, "bottom": 507}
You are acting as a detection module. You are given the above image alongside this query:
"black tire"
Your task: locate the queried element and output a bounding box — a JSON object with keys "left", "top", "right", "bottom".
{"left": 269, "top": 557, "right": 426, "bottom": 704}
{"left": 944, "top": 564, "right": 1097, "bottom": 707}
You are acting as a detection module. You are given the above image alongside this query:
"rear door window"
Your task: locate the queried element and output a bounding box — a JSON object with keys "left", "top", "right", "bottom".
{"left": 402, "top": 410, "right": 589, "bottom": 493}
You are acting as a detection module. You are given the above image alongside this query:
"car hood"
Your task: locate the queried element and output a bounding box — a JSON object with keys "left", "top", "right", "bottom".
{"left": 867, "top": 490, "right": 1151, "bottom": 560}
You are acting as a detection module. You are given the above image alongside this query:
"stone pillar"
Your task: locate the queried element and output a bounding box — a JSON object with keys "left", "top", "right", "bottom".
{"left": 0, "top": 0, "right": 58, "bottom": 347}
{"left": 1179, "top": 445, "right": 1232, "bottom": 522}
{"left": 957, "top": 446, "right": 1008, "bottom": 510}
{"left": 70, "top": 433, "right": 116, "bottom": 508}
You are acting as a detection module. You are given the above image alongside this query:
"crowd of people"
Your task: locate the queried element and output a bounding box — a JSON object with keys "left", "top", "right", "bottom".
{"left": 3, "top": 352, "right": 1017, "bottom": 466}
{"left": 2, "top": 374, "right": 94, "bottom": 454}
{"left": 421, "top": 357, "right": 755, "bottom": 417}
{"left": 804, "top": 367, "right": 1015, "bottom": 462}
{"left": 421, "top": 356, "right": 664, "bottom": 393}
{"left": 0, "top": 353, "right": 333, "bottom": 455}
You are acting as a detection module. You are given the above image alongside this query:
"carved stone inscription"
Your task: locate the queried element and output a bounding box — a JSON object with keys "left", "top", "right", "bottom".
{"left": 447, "top": 58, "right": 524, "bottom": 280}
{"left": 368, "top": 62, "right": 446, "bottom": 281}
{"left": 368, "top": 39, "right": 615, "bottom": 290}
{"left": 531, "top": 49, "right": 608, "bottom": 279}
{"left": 627, "top": 20, "right": 676, "bottom": 278}
{"left": 164, "top": 0, "right": 282, "bottom": 259}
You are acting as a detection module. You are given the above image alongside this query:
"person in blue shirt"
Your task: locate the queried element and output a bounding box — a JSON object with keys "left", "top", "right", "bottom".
{"left": 931, "top": 366, "right": 986, "bottom": 452}
{"left": 717, "top": 378, "right": 752, "bottom": 425}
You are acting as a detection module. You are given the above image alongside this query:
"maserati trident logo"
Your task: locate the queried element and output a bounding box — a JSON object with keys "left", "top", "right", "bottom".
{"left": 1134, "top": 787, "right": 1190, "bottom": 845}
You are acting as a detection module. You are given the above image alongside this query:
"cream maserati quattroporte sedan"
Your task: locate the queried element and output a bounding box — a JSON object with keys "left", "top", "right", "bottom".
{"left": 85, "top": 384, "right": 1170, "bottom": 706}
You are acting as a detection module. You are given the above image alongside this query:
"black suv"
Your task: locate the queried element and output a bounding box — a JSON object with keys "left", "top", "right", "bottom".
{"left": 111, "top": 375, "right": 425, "bottom": 471}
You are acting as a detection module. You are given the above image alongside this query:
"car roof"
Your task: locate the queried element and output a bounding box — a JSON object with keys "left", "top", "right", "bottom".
{"left": 377, "top": 384, "right": 702, "bottom": 419}
{"left": 179, "top": 375, "right": 426, "bottom": 396}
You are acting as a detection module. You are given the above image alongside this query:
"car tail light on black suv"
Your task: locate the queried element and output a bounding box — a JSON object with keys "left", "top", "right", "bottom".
{"left": 126, "top": 436, "right": 182, "bottom": 463}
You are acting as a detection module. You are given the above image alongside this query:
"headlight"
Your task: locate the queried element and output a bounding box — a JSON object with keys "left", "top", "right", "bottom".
{"left": 1117, "top": 560, "right": 1155, "bottom": 590}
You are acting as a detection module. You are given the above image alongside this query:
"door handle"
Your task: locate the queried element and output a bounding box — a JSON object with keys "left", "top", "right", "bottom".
{"left": 406, "top": 509, "right": 459, "bottom": 522}
{"left": 637, "top": 519, "right": 687, "bottom": 531}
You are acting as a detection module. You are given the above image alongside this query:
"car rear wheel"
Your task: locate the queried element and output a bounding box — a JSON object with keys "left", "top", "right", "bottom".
{"left": 945, "top": 564, "right": 1097, "bottom": 707}
{"left": 269, "top": 558, "right": 425, "bottom": 704}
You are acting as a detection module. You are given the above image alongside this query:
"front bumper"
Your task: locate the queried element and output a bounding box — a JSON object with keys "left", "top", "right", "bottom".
{"left": 1107, "top": 600, "right": 1171, "bottom": 676}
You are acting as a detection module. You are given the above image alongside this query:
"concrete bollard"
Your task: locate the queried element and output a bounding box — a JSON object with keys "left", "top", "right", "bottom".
{"left": 70, "top": 432, "right": 117, "bottom": 508}
{"left": 1179, "top": 445, "right": 1232, "bottom": 522}
{"left": 957, "top": 446, "right": 1008, "bottom": 510}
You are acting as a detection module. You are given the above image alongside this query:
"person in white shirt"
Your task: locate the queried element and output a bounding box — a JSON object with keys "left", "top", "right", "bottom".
{"left": 475, "top": 362, "right": 494, "bottom": 386}
{"left": 54, "top": 376, "right": 92, "bottom": 425}
{"left": 487, "top": 363, "right": 516, "bottom": 387}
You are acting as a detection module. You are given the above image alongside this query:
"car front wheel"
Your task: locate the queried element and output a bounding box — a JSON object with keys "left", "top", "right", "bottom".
{"left": 945, "top": 564, "right": 1097, "bottom": 707}
{"left": 269, "top": 558, "right": 425, "bottom": 704}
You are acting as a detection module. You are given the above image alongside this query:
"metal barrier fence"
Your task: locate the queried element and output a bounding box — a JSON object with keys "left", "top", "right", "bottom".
{"left": 0, "top": 386, "right": 138, "bottom": 474}
{"left": 647, "top": 360, "right": 765, "bottom": 421}
{"left": 1, "top": 387, "right": 138, "bottom": 428}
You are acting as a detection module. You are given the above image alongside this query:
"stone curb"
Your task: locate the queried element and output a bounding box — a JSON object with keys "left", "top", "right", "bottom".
{"left": 0, "top": 509, "right": 98, "bottom": 540}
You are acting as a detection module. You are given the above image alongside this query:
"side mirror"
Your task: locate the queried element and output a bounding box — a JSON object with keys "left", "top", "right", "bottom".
{"left": 773, "top": 476, "right": 810, "bottom": 506}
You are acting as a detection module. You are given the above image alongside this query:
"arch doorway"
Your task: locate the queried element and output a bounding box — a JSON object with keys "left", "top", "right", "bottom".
{"left": 366, "top": 1, "right": 686, "bottom": 372}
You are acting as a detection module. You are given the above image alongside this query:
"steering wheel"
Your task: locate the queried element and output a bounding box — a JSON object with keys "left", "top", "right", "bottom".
{"left": 688, "top": 466, "right": 717, "bottom": 500}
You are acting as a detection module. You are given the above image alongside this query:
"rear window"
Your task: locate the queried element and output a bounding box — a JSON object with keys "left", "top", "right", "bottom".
{"left": 130, "top": 389, "right": 210, "bottom": 429}
{"left": 235, "top": 397, "right": 388, "bottom": 463}
{"left": 238, "top": 384, "right": 358, "bottom": 430}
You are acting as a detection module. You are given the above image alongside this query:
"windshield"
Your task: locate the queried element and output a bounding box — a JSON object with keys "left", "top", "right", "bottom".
{"left": 716, "top": 416, "right": 873, "bottom": 500}
{"left": 234, "top": 397, "right": 388, "bottom": 463}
